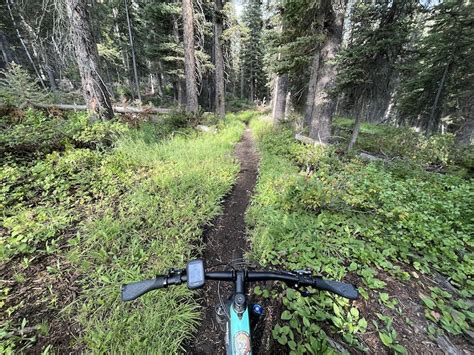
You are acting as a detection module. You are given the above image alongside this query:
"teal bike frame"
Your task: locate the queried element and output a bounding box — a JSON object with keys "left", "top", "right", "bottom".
{"left": 228, "top": 305, "right": 251, "bottom": 354}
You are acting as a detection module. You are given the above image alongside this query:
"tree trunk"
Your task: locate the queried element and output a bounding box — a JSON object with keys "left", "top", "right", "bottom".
{"left": 41, "top": 47, "right": 57, "bottom": 91}
{"left": 6, "top": 0, "right": 46, "bottom": 89}
{"left": 156, "top": 62, "right": 164, "bottom": 97}
{"left": 0, "top": 33, "right": 12, "bottom": 65}
{"left": 240, "top": 64, "right": 244, "bottom": 99}
{"left": 124, "top": 0, "right": 141, "bottom": 102}
{"left": 285, "top": 90, "right": 292, "bottom": 120}
{"left": 250, "top": 59, "right": 255, "bottom": 102}
{"left": 427, "top": 60, "right": 451, "bottom": 135}
{"left": 182, "top": 0, "right": 199, "bottom": 114}
{"left": 455, "top": 109, "right": 474, "bottom": 146}
{"left": 214, "top": 0, "right": 226, "bottom": 118}
{"left": 347, "top": 99, "right": 366, "bottom": 152}
{"left": 65, "top": 0, "right": 113, "bottom": 120}
{"left": 272, "top": 73, "right": 288, "bottom": 124}
{"left": 308, "top": 0, "right": 348, "bottom": 143}
{"left": 304, "top": 49, "right": 320, "bottom": 127}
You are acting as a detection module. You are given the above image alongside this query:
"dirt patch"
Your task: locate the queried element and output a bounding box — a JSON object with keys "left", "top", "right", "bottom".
{"left": 348, "top": 267, "right": 473, "bottom": 354}
{"left": 186, "top": 128, "right": 261, "bottom": 354}
{"left": 0, "top": 252, "right": 82, "bottom": 354}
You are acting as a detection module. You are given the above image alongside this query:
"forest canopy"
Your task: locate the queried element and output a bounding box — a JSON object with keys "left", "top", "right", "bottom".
{"left": 0, "top": 0, "right": 472, "bottom": 144}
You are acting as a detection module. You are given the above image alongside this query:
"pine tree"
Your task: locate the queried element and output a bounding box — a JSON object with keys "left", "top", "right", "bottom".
{"left": 65, "top": 0, "right": 113, "bottom": 120}
{"left": 335, "top": 0, "right": 419, "bottom": 150}
{"left": 241, "top": 0, "right": 266, "bottom": 102}
{"left": 397, "top": 0, "right": 473, "bottom": 139}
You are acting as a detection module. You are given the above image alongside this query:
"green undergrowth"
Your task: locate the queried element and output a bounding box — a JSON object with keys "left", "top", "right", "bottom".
{"left": 247, "top": 118, "right": 473, "bottom": 354}
{"left": 333, "top": 118, "right": 474, "bottom": 175}
{"left": 1, "top": 109, "right": 247, "bottom": 353}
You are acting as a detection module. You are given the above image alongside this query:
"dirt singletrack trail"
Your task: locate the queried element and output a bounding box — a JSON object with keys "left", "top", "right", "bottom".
{"left": 187, "top": 127, "right": 259, "bottom": 354}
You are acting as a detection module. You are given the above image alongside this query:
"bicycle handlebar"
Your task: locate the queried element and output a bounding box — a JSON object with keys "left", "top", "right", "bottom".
{"left": 122, "top": 270, "right": 358, "bottom": 301}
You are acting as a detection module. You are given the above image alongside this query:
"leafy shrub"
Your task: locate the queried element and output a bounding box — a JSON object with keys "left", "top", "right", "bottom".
{"left": 333, "top": 118, "right": 473, "bottom": 173}
{"left": 226, "top": 97, "right": 255, "bottom": 112}
{"left": 248, "top": 118, "right": 473, "bottom": 353}
{"left": 0, "top": 109, "right": 128, "bottom": 155}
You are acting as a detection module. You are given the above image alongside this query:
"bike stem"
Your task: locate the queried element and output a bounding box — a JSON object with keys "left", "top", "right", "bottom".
{"left": 233, "top": 270, "right": 247, "bottom": 318}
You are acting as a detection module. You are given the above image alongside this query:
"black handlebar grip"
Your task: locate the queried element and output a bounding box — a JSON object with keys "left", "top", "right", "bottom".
{"left": 312, "top": 278, "right": 359, "bottom": 300}
{"left": 121, "top": 277, "right": 166, "bottom": 301}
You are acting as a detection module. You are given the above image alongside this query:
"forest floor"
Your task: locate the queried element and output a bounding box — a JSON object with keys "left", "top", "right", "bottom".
{"left": 1, "top": 110, "right": 472, "bottom": 354}
{"left": 1, "top": 110, "right": 247, "bottom": 353}
{"left": 245, "top": 116, "right": 473, "bottom": 355}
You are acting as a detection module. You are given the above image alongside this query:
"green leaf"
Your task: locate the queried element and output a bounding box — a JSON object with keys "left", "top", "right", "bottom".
{"left": 421, "top": 296, "right": 436, "bottom": 310}
{"left": 379, "top": 332, "right": 393, "bottom": 346}
{"left": 379, "top": 293, "right": 389, "bottom": 302}
{"left": 288, "top": 340, "right": 297, "bottom": 350}
{"left": 281, "top": 310, "right": 292, "bottom": 320}
{"left": 393, "top": 344, "right": 408, "bottom": 354}
{"left": 350, "top": 307, "right": 360, "bottom": 319}
{"left": 277, "top": 335, "right": 288, "bottom": 345}
{"left": 358, "top": 318, "right": 368, "bottom": 330}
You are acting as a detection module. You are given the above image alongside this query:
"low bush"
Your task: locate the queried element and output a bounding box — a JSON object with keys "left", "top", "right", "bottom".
{"left": 0, "top": 109, "right": 129, "bottom": 156}
{"left": 333, "top": 118, "right": 474, "bottom": 174}
{"left": 1, "top": 110, "right": 248, "bottom": 353}
{"left": 247, "top": 118, "right": 473, "bottom": 353}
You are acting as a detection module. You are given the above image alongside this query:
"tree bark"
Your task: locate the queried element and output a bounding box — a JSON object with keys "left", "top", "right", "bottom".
{"left": 455, "top": 110, "right": 473, "bottom": 146}
{"left": 272, "top": 73, "right": 288, "bottom": 124}
{"left": 308, "top": 0, "right": 347, "bottom": 143}
{"left": 0, "top": 33, "right": 13, "bottom": 65}
{"left": 427, "top": 60, "right": 451, "bottom": 135}
{"left": 240, "top": 63, "right": 244, "bottom": 99}
{"left": 304, "top": 49, "right": 320, "bottom": 127}
{"left": 182, "top": 0, "right": 199, "bottom": 114}
{"left": 41, "top": 47, "right": 57, "bottom": 91}
{"left": 65, "top": 0, "right": 113, "bottom": 120}
{"left": 124, "top": 0, "right": 141, "bottom": 102}
{"left": 347, "top": 99, "right": 366, "bottom": 152}
{"left": 214, "top": 0, "right": 226, "bottom": 118}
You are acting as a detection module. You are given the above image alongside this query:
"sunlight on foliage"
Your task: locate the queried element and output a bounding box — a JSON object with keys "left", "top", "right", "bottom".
{"left": 247, "top": 118, "right": 473, "bottom": 353}
{"left": 1, "top": 110, "right": 248, "bottom": 353}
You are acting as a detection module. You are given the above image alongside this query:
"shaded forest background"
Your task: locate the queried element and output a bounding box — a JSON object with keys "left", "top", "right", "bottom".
{"left": 0, "top": 0, "right": 472, "bottom": 146}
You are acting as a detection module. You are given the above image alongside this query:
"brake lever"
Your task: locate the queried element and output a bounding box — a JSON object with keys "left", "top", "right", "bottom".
{"left": 165, "top": 268, "right": 185, "bottom": 285}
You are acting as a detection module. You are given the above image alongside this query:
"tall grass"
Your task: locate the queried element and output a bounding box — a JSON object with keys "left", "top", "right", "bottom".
{"left": 68, "top": 119, "right": 245, "bottom": 352}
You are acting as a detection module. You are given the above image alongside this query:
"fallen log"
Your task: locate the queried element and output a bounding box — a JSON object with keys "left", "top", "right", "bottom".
{"left": 294, "top": 133, "right": 327, "bottom": 146}
{"left": 30, "top": 102, "right": 172, "bottom": 114}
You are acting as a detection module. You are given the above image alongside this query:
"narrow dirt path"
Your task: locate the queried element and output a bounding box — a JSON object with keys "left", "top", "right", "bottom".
{"left": 187, "top": 128, "right": 259, "bottom": 354}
